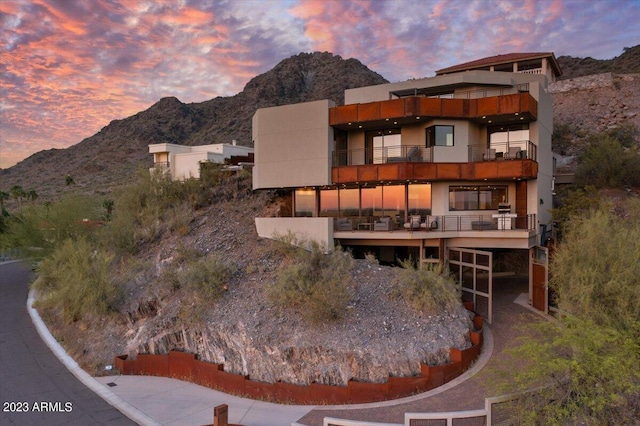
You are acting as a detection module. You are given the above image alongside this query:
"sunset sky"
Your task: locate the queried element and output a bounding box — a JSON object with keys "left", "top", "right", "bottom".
{"left": 1, "top": 0, "right": 639, "bottom": 169}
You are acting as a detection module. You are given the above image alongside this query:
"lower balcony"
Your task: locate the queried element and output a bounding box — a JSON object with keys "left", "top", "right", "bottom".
{"left": 333, "top": 214, "right": 536, "bottom": 234}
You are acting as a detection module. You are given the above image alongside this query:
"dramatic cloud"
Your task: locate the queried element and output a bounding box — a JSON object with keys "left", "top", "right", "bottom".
{"left": 1, "top": 0, "right": 639, "bottom": 168}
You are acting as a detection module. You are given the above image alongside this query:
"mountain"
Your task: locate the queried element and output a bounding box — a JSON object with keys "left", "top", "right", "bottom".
{"left": 0, "top": 52, "right": 387, "bottom": 199}
{"left": 557, "top": 45, "right": 640, "bottom": 80}
{"left": 2, "top": 47, "right": 640, "bottom": 199}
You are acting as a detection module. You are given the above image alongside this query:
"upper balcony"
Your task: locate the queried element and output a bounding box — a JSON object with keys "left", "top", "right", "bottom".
{"left": 329, "top": 86, "right": 537, "bottom": 131}
{"left": 331, "top": 141, "right": 538, "bottom": 184}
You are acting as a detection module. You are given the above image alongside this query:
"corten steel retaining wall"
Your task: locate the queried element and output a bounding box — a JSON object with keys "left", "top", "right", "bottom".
{"left": 114, "top": 311, "right": 484, "bottom": 405}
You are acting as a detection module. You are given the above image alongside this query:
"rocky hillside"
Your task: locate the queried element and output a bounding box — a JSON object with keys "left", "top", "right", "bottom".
{"left": 551, "top": 73, "right": 640, "bottom": 159}
{"left": 0, "top": 52, "right": 387, "bottom": 199}
{"left": 556, "top": 45, "right": 640, "bottom": 80}
{"left": 38, "top": 174, "right": 473, "bottom": 388}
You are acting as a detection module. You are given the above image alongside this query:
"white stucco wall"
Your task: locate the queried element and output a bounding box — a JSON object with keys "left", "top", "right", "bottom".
{"left": 252, "top": 100, "right": 335, "bottom": 189}
{"left": 254, "top": 217, "right": 334, "bottom": 251}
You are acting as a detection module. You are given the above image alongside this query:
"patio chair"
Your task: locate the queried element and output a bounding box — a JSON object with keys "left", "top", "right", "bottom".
{"left": 374, "top": 216, "right": 394, "bottom": 231}
{"left": 506, "top": 146, "right": 521, "bottom": 159}
{"left": 406, "top": 146, "right": 422, "bottom": 162}
{"left": 403, "top": 215, "right": 422, "bottom": 231}
{"left": 335, "top": 218, "right": 353, "bottom": 231}
{"left": 483, "top": 148, "right": 496, "bottom": 161}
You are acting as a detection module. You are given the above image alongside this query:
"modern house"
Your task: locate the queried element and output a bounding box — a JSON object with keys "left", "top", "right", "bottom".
{"left": 149, "top": 142, "right": 254, "bottom": 180}
{"left": 251, "top": 53, "right": 561, "bottom": 321}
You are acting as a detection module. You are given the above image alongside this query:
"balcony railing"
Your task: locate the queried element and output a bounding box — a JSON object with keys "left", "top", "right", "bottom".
{"left": 518, "top": 68, "right": 542, "bottom": 75}
{"left": 153, "top": 161, "right": 170, "bottom": 171}
{"left": 332, "top": 141, "right": 537, "bottom": 168}
{"left": 469, "top": 140, "right": 537, "bottom": 162}
{"left": 334, "top": 214, "right": 536, "bottom": 233}
{"left": 416, "top": 83, "right": 530, "bottom": 100}
{"left": 333, "top": 145, "right": 432, "bottom": 167}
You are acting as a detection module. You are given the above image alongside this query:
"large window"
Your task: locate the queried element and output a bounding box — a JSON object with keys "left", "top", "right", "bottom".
{"left": 294, "top": 189, "right": 315, "bottom": 217}
{"left": 319, "top": 189, "right": 339, "bottom": 217}
{"left": 488, "top": 123, "right": 529, "bottom": 154}
{"left": 449, "top": 185, "right": 507, "bottom": 211}
{"left": 382, "top": 185, "right": 405, "bottom": 219}
{"left": 361, "top": 185, "right": 383, "bottom": 218}
{"left": 366, "top": 129, "right": 401, "bottom": 164}
{"left": 339, "top": 187, "right": 359, "bottom": 217}
{"left": 426, "top": 125, "right": 454, "bottom": 147}
{"left": 408, "top": 184, "right": 432, "bottom": 216}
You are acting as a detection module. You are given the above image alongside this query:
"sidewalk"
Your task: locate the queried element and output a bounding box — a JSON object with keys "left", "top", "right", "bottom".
{"left": 93, "top": 375, "right": 313, "bottom": 426}
{"left": 28, "top": 272, "right": 543, "bottom": 426}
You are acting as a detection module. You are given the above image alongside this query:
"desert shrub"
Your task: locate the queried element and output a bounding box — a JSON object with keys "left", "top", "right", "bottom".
{"left": 33, "top": 237, "right": 122, "bottom": 322}
{"left": 576, "top": 134, "right": 640, "bottom": 188}
{"left": 550, "top": 199, "right": 640, "bottom": 329}
{"left": 99, "top": 170, "right": 196, "bottom": 253}
{"left": 509, "top": 199, "right": 640, "bottom": 424}
{"left": 551, "top": 185, "right": 601, "bottom": 238}
{"left": 178, "top": 254, "right": 235, "bottom": 300}
{"left": 392, "top": 260, "right": 461, "bottom": 314}
{"left": 606, "top": 122, "right": 639, "bottom": 148}
{"left": 199, "top": 161, "right": 227, "bottom": 187}
{"left": 267, "top": 241, "right": 354, "bottom": 325}
{"left": 0, "top": 194, "right": 101, "bottom": 256}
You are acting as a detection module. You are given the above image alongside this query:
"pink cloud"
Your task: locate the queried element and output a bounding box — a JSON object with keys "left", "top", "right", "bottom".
{"left": 1, "top": 0, "right": 638, "bottom": 169}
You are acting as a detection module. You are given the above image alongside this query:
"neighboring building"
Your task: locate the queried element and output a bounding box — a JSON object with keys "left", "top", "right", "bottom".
{"left": 149, "top": 142, "right": 253, "bottom": 180}
{"left": 252, "top": 53, "right": 560, "bottom": 321}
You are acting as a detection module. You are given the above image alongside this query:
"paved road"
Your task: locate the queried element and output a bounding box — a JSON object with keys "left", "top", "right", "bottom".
{"left": 0, "top": 261, "right": 136, "bottom": 426}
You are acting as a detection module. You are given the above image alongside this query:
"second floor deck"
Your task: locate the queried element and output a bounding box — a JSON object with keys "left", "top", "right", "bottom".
{"left": 332, "top": 141, "right": 538, "bottom": 184}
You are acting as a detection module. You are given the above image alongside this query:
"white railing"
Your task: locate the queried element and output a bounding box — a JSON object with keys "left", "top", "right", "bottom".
{"left": 316, "top": 393, "right": 524, "bottom": 426}
{"left": 324, "top": 418, "right": 401, "bottom": 426}
{"left": 518, "top": 68, "right": 542, "bottom": 75}
{"left": 405, "top": 408, "right": 487, "bottom": 425}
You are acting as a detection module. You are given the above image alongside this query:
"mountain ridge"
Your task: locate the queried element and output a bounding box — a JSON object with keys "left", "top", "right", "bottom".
{"left": 2, "top": 47, "right": 639, "bottom": 199}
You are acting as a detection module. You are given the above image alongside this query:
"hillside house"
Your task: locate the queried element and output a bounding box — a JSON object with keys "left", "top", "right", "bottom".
{"left": 251, "top": 53, "right": 561, "bottom": 321}
{"left": 149, "top": 142, "right": 254, "bottom": 180}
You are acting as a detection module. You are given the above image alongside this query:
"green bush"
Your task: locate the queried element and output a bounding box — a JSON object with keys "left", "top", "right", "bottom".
{"left": 550, "top": 199, "right": 640, "bottom": 330}
{"left": 99, "top": 170, "right": 193, "bottom": 253}
{"left": 576, "top": 134, "right": 640, "bottom": 188}
{"left": 0, "top": 194, "right": 101, "bottom": 257}
{"left": 551, "top": 185, "right": 601, "bottom": 238}
{"left": 391, "top": 260, "right": 461, "bottom": 314}
{"left": 509, "top": 199, "right": 640, "bottom": 424}
{"left": 267, "top": 241, "right": 354, "bottom": 325}
{"left": 33, "top": 237, "right": 122, "bottom": 322}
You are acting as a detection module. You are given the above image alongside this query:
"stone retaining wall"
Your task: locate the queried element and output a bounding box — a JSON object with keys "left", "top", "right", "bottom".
{"left": 114, "top": 310, "right": 484, "bottom": 405}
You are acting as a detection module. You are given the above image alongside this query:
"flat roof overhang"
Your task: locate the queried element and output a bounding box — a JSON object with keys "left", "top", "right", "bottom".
{"left": 331, "top": 159, "right": 538, "bottom": 185}
{"left": 329, "top": 93, "right": 537, "bottom": 131}
{"left": 335, "top": 231, "right": 538, "bottom": 249}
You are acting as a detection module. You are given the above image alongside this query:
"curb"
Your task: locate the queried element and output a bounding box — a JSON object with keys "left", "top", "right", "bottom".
{"left": 27, "top": 288, "right": 163, "bottom": 426}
